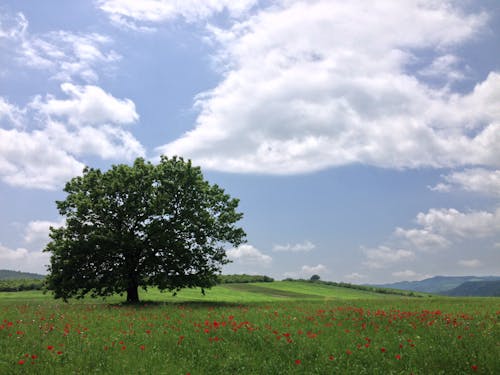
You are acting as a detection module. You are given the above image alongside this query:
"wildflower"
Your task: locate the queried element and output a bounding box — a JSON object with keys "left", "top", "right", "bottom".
{"left": 380, "top": 347, "right": 386, "bottom": 353}
{"left": 395, "top": 354, "right": 401, "bottom": 360}
{"left": 57, "top": 351, "right": 63, "bottom": 355}
{"left": 18, "top": 360, "right": 25, "bottom": 365}
{"left": 295, "top": 359, "right": 301, "bottom": 365}
{"left": 471, "top": 365, "right": 478, "bottom": 371}
{"left": 31, "top": 355, "right": 37, "bottom": 359}
{"left": 47, "top": 345, "right": 54, "bottom": 351}
{"left": 329, "top": 355, "right": 335, "bottom": 361}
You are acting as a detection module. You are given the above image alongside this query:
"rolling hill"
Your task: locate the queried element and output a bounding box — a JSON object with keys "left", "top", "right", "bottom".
{"left": 371, "top": 275, "right": 500, "bottom": 295}
{"left": 0, "top": 269, "right": 45, "bottom": 280}
{"left": 444, "top": 280, "right": 500, "bottom": 297}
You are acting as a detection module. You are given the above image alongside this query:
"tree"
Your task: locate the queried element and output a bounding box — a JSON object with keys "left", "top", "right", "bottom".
{"left": 310, "top": 274, "right": 320, "bottom": 281}
{"left": 44, "top": 156, "right": 246, "bottom": 303}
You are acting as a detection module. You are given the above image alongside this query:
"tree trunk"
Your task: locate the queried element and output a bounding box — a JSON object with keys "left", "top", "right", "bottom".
{"left": 126, "top": 284, "right": 139, "bottom": 303}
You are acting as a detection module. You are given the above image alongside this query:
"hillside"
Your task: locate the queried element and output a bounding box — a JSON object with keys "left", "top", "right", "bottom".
{"left": 0, "top": 269, "right": 45, "bottom": 280}
{"left": 372, "top": 275, "right": 500, "bottom": 294}
{"left": 444, "top": 280, "right": 500, "bottom": 297}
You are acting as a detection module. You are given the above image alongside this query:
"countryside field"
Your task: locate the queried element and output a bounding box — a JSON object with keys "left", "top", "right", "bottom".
{"left": 1, "top": 281, "right": 499, "bottom": 374}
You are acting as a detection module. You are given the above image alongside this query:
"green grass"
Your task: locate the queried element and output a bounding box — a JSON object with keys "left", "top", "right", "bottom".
{"left": 0, "top": 282, "right": 498, "bottom": 374}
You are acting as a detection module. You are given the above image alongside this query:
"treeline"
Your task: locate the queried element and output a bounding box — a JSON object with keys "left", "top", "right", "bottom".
{"left": 0, "top": 278, "right": 45, "bottom": 292}
{"left": 217, "top": 274, "right": 274, "bottom": 284}
{"left": 283, "top": 278, "right": 425, "bottom": 297}
{"left": 0, "top": 269, "right": 45, "bottom": 280}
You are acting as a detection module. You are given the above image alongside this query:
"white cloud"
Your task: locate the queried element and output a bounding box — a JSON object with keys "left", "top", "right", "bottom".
{"left": 0, "top": 85, "right": 144, "bottom": 190}
{"left": 458, "top": 259, "right": 482, "bottom": 268}
{"left": 0, "top": 244, "right": 49, "bottom": 274}
{"left": 393, "top": 227, "right": 451, "bottom": 251}
{"left": 157, "top": 1, "right": 500, "bottom": 174}
{"left": 32, "top": 83, "right": 138, "bottom": 126}
{"left": 226, "top": 244, "right": 272, "bottom": 265}
{"left": 0, "top": 12, "right": 27, "bottom": 39}
{"left": 362, "top": 246, "right": 415, "bottom": 269}
{"left": 284, "top": 264, "right": 328, "bottom": 278}
{"left": 24, "top": 220, "right": 64, "bottom": 246}
{"left": 416, "top": 207, "right": 500, "bottom": 239}
{"left": 1, "top": 12, "right": 119, "bottom": 83}
{"left": 431, "top": 168, "right": 500, "bottom": 197}
{"left": 273, "top": 240, "right": 315, "bottom": 252}
{"left": 0, "top": 127, "right": 85, "bottom": 189}
{"left": 97, "top": 0, "right": 259, "bottom": 30}
{"left": 0, "top": 97, "right": 24, "bottom": 128}
{"left": 418, "top": 54, "right": 466, "bottom": 82}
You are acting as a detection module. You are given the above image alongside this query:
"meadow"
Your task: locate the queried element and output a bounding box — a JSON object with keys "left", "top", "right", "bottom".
{"left": 0, "top": 281, "right": 498, "bottom": 374}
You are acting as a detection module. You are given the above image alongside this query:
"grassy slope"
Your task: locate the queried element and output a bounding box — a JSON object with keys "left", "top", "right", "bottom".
{"left": 0, "top": 281, "right": 426, "bottom": 304}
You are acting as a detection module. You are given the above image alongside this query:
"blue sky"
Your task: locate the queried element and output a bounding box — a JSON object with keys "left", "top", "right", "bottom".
{"left": 0, "top": 0, "right": 499, "bottom": 283}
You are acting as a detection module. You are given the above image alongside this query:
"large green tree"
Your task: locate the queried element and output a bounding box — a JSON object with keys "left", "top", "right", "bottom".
{"left": 44, "top": 156, "right": 245, "bottom": 303}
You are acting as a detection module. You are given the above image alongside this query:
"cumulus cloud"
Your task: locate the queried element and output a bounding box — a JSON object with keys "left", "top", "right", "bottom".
{"left": 226, "top": 244, "right": 272, "bottom": 266}
{"left": 97, "top": 0, "right": 258, "bottom": 30}
{"left": 32, "top": 83, "right": 139, "bottom": 126}
{"left": 362, "top": 246, "right": 415, "bottom": 269}
{"left": 1, "top": 12, "right": 119, "bottom": 83}
{"left": 416, "top": 207, "right": 500, "bottom": 239}
{"left": 458, "top": 259, "right": 482, "bottom": 268}
{"left": 24, "top": 220, "right": 64, "bottom": 246}
{"left": 157, "top": 1, "right": 500, "bottom": 174}
{"left": 284, "top": 264, "right": 328, "bottom": 278}
{"left": 0, "top": 84, "right": 144, "bottom": 189}
{"left": 0, "top": 244, "right": 49, "bottom": 274}
{"left": 430, "top": 168, "right": 500, "bottom": 197}
{"left": 273, "top": 240, "right": 315, "bottom": 252}
{"left": 393, "top": 228, "right": 451, "bottom": 251}
{"left": 0, "top": 127, "right": 85, "bottom": 189}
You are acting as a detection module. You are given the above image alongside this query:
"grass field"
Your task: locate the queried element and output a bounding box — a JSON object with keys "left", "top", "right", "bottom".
{"left": 1, "top": 282, "right": 498, "bottom": 374}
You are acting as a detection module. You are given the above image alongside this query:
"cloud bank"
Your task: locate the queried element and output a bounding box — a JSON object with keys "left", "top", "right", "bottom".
{"left": 158, "top": 0, "right": 499, "bottom": 175}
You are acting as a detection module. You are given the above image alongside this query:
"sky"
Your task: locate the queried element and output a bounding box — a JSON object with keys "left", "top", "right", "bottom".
{"left": 0, "top": 0, "right": 499, "bottom": 284}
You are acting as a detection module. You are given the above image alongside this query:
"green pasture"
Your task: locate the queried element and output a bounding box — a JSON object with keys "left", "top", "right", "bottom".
{"left": 1, "top": 282, "right": 498, "bottom": 374}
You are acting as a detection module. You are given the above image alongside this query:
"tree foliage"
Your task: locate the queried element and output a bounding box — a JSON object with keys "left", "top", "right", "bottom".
{"left": 44, "top": 157, "right": 246, "bottom": 302}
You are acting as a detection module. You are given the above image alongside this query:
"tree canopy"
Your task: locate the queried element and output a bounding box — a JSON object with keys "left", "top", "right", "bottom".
{"left": 44, "top": 156, "right": 246, "bottom": 303}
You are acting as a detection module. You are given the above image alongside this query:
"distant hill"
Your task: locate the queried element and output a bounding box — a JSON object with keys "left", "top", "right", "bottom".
{"left": 0, "top": 269, "right": 45, "bottom": 280}
{"left": 371, "top": 275, "right": 500, "bottom": 294}
{"left": 444, "top": 280, "right": 500, "bottom": 297}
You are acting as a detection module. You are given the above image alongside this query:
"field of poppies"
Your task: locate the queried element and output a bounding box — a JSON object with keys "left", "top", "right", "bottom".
{"left": 0, "top": 282, "right": 498, "bottom": 374}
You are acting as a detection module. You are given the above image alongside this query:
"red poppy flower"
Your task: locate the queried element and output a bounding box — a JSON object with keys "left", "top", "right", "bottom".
{"left": 18, "top": 360, "right": 25, "bottom": 365}
{"left": 295, "top": 359, "right": 301, "bottom": 365}
{"left": 395, "top": 354, "right": 401, "bottom": 360}
{"left": 380, "top": 347, "right": 386, "bottom": 353}
{"left": 57, "top": 351, "right": 63, "bottom": 355}
{"left": 47, "top": 345, "right": 54, "bottom": 351}
{"left": 471, "top": 365, "right": 478, "bottom": 371}
{"left": 329, "top": 355, "right": 335, "bottom": 361}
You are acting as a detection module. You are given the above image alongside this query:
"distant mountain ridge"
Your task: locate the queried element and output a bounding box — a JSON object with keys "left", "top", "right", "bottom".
{"left": 371, "top": 275, "right": 500, "bottom": 295}
{"left": 444, "top": 280, "right": 500, "bottom": 297}
{"left": 0, "top": 269, "right": 45, "bottom": 280}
